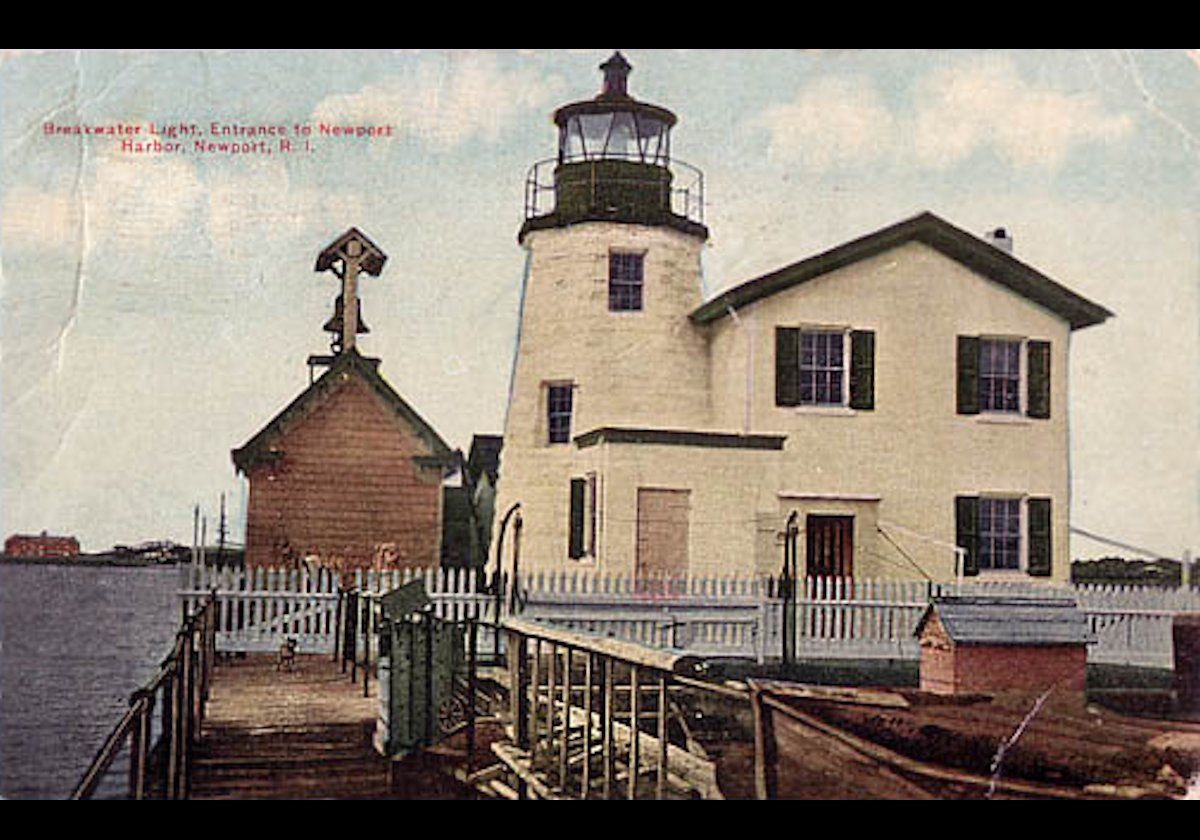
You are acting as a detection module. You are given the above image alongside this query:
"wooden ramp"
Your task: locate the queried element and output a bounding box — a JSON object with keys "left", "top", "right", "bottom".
{"left": 190, "top": 654, "right": 478, "bottom": 799}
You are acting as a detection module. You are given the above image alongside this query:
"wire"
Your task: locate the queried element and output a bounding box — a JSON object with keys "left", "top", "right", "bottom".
{"left": 1069, "top": 526, "right": 1177, "bottom": 561}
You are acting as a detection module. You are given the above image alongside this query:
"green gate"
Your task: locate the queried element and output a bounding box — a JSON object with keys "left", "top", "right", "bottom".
{"left": 373, "top": 580, "right": 469, "bottom": 758}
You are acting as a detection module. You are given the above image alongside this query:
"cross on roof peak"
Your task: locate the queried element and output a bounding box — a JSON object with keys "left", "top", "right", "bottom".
{"left": 314, "top": 228, "right": 388, "bottom": 354}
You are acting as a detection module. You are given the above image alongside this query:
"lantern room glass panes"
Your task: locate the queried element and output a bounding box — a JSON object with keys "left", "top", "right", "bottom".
{"left": 559, "top": 112, "right": 670, "bottom": 164}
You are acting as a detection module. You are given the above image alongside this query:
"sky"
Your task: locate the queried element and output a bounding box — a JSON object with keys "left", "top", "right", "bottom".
{"left": 1, "top": 49, "right": 1196, "bottom": 560}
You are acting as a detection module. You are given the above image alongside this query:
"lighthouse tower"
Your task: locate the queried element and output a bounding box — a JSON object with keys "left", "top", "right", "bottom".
{"left": 495, "top": 52, "right": 712, "bottom": 575}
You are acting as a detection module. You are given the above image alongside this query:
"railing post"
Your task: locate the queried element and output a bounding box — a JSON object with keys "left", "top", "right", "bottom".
{"left": 507, "top": 628, "right": 530, "bottom": 799}
{"left": 127, "top": 691, "right": 150, "bottom": 800}
{"left": 601, "top": 656, "right": 614, "bottom": 799}
{"left": 627, "top": 664, "right": 640, "bottom": 800}
{"left": 656, "top": 673, "right": 668, "bottom": 800}
{"left": 581, "top": 652, "right": 594, "bottom": 799}
{"left": 466, "top": 617, "right": 478, "bottom": 775}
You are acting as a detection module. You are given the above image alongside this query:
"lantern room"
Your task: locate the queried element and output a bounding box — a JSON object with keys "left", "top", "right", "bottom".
{"left": 521, "top": 51, "right": 706, "bottom": 241}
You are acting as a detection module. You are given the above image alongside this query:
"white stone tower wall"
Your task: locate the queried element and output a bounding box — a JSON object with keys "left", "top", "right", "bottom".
{"left": 493, "top": 220, "right": 711, "bottom": 572}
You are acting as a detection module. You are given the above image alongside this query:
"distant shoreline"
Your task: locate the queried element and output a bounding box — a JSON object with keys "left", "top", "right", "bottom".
{"left": 0, "top": 554, "right": 179, "bottom": 568}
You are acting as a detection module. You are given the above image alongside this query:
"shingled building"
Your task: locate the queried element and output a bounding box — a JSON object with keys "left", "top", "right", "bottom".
{"left": 232, "top": 229, "right": 455, "bottom": 572}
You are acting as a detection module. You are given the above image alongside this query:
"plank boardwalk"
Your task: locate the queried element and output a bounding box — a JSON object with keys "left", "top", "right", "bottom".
{"left": 190, "top": 654, "right": 478, "bottom": 799}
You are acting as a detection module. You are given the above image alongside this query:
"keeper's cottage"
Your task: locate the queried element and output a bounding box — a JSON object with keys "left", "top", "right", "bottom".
{"left": 493, "top": 53, "right": 1112, "bottom": 584}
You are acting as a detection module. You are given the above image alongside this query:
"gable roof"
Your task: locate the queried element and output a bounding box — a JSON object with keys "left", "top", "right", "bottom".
{"left": 467, "top": 434, "right": 503, "bottom": 485}
{"left": 914, "top": 596, "right": 1092, "bottom": 646}
{"left": 231, "top": 349, "right": 454, "bottom": 474}
{"left": 690, "top": 212, "right": 1113, "bottom": 331}
{"left": 314, "top": 227, "right": 388, "bottom": 276}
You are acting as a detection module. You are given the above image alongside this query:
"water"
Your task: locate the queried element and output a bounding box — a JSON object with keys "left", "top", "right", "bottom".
{"left": 0, "top": 563, "right": 182, "bottom": 799}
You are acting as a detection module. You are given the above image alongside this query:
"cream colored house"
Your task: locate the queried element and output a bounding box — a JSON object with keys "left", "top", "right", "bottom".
{"left": 494, "top": 54, "right": 1111, "bottom": 585}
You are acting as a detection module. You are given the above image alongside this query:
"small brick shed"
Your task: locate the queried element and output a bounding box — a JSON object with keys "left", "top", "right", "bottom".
{"left": 232, "top": 349, "right": 455, "bottom": 571}
{"left": 915, "top": 596, "right": 1092, "bottom": 697}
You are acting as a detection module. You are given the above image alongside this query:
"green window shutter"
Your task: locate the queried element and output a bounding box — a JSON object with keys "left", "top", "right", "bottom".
{"left": 1027, "top": 340, "right": 1051, "bottom": 419}
{"left": 957, "top": 336, "right": 980, "bottom": 415}
{"left": 775, "top": 327, "right": 800, "bottom": 407}
{"left": 1027, "top": 497, "right": 1052, "bottom": 577}
{"left": 849, "top": 330, "right": 876, "bottom": 410}
{"left": 568, "top": 478, "right": 585, "bottom": 559}
{"left": 955, "top": 496, "right": 980, "bottom": 576}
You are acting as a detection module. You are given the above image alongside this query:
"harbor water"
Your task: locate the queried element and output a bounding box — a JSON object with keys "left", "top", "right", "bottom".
{"left": 0, "top": 563, "right": 182, "bottom": 799}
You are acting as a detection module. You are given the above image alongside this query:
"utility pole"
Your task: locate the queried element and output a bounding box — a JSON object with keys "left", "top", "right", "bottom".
{"left": 217, "top": 493, "right": 227, "bottom": 568}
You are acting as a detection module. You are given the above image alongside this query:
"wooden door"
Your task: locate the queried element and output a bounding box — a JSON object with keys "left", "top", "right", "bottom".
{"left": 806, "top": 515, "right": 853, "bottom": 578}
{"left": 635, "top": 488, "right": 690, "bottom": 582}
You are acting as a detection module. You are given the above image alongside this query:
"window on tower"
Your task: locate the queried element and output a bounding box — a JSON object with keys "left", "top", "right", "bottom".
{"left": 547, "top": 383, "right": 574, "bottom": 444}
{"left": 609, "top": 252, "right": 644, "bottom": 312}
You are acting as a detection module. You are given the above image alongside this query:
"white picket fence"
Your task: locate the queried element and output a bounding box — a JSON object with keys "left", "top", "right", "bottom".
{"left": 177, "top": 564, "right": 1200, "bottom": 669}
{"left": 176, "top": 564, "right": 493, "bottom": 654}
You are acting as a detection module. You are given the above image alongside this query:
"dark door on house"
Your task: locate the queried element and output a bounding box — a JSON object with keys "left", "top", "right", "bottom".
{"left": 636, "top": 488, "right": 690, "bottom": 586}
{"left": 806, "top": 515, "right": 853, "bottom": 578}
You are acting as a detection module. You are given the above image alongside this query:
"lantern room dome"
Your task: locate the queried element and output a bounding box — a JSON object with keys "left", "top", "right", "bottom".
{"left": 552, "top": 51, "right": 676, "bottom": 166}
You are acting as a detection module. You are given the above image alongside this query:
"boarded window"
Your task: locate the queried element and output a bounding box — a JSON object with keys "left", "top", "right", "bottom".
{"left": 635, "top": 488, "right": 690, "bottom": 580}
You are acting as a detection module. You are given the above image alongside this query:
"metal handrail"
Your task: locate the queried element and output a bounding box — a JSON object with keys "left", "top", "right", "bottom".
{"left": 70, "top": 591, "right": 217, "bottom": 800}
{"left": 523, "top": 156, "right": 705, "bottom": 225}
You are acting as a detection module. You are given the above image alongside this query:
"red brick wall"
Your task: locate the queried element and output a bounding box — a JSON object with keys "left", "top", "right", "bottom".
{"left": 4, "top": 535, "right": 80, "bottom": 558}
{"left": 920, "top": 640, "right": 1085, "bottom": 696}
{"left": 243, "top": 376, "right": 443, "bottom": 571}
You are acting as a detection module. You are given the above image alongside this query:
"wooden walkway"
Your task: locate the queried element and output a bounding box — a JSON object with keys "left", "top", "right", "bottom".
{"left": 190, "top": 654, "right": 480, "bottom": 799}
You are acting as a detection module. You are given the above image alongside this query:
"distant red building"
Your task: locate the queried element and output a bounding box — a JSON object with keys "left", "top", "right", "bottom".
{"left": 5, "top": 531, "right": 81, "bottom": 559}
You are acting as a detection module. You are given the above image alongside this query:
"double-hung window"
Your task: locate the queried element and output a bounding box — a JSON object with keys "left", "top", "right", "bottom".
{"left": 609, "top": 252, "right": 644, "bottom": 312}
{"left": 799, "top": 330, "right": 845, "bottom": 406}
{"left": 776, "top": 327, "right": 876, "bottom": 410}
{"left": 955, "top": 495, "right": 1053, "bottom": 577}
{"left": 957, "top": 335, "right": 1051, "bottom": 419}
{"left": 547, "top": 384, "right": 573, "bottom": 444}
{"left": 978, "top": 497, "right": 1021, "bottom": 571}
{"left": 979, "top": 338, "right": 1021, "bottom": 414}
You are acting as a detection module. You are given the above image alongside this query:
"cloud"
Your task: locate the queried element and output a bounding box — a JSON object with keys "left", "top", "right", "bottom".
{"left": 758, "top": 55, "right": 1134, "bottom": 174}
{"left": 204, "top": 160, "right": 365, "bottom": 263}
{"left": 1, "top": 183, "right": 80, "bottom": 251}
{"left": 759, "top": 75, "right": 895, "bottom": 170}
{"left": 311, "top": 51, "right": 561, "bottom": 151}
{"left": 912, "top": 56, "right": 1133, "bottom": 169}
